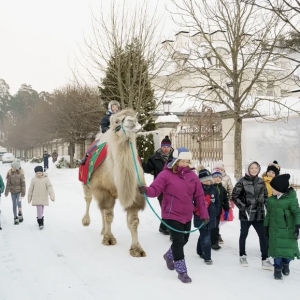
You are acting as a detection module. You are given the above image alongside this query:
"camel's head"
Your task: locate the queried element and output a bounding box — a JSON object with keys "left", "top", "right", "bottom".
{"left": 110, "top": 109, "right": 139, "bottom": 135}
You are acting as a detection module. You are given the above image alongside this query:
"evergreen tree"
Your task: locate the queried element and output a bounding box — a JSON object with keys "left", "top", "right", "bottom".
{"left": 99, "top": 39, "right": 156, "bottom": 131}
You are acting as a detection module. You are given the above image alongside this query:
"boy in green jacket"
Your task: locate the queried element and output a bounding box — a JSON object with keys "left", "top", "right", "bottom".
{"left": 0, "top": 174, "right": 5, "bottom": 230}
{"left": 264, "top": 174, "right": 300, "bottom": 280}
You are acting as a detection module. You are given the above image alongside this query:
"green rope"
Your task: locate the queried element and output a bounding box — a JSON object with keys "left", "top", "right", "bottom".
{"left": 126, "top": 129, "right": 205, "bottom": 234}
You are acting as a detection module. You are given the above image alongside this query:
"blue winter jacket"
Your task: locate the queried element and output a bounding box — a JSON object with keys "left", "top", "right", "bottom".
{"left": 194, "top": 184, "right": 220, "bottom": 229}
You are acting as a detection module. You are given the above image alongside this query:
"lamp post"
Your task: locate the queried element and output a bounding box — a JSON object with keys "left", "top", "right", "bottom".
{"left": 162, "top": 98, "right": 172, "bottom": 115}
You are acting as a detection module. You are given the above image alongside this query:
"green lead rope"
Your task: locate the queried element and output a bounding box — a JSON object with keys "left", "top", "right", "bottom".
{"left": 128, "top": 134, "right": 205, "bottom": 234}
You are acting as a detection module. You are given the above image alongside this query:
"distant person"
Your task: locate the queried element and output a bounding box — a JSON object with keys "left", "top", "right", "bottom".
{"left": 5, "top": 161, "right": 26, "bottom": 225}
{"left": 100, "top": 100, "right": 120, "bottom": 133}
{"left": 0, "top": 174, "right": 5, "bottom": 230}
{"left": 28, "top": 166, "right": 55, "bottom": 230}
{"left": 264, "top": 174, "right": 300, "bottom": 280}
{"left": 231, "top": 161, "right": 272, "bottom": 270}
{"left": 142, "top": 135, "right": 173, "bottom": 235}
{"left": 43, "top": 151, "right": 50, "bottom": 171}
{"left": 52, "top": 150, "right": 58, "bottom": 163}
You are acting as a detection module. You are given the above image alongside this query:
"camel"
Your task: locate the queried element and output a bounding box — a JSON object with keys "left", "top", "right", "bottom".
{"left": 81, "top": 109, "right": 147, "bottom": 257}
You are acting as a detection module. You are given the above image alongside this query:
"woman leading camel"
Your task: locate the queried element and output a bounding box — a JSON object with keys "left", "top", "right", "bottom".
{"left": 138, "top": 147, "right": 209, "bottom": 284}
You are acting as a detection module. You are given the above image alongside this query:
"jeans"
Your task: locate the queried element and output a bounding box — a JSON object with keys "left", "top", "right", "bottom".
{"left": 274, "top": 257, "right": 291, "bottom": 269}
{"left": 11, "top": 193, "right": 21, "bottom": 218}
{"left": 197, "top": 226, "right": 211, "bottom": 260}
{"left": 239, "top": 220, "right": 268, "bottom": 260}
{"left": 211, "top": 215, "right": 221, "bottom": 245}
{"left": 164, "top": 219, "right": 191, "bottom": 261}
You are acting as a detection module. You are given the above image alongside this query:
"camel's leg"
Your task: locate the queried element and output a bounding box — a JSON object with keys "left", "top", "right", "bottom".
{"left": 126, "top": 207, "right": 146, "bottom": 257}
{"left": 100, "top": 209, "right": 105, "bottom": 235}
{"left": 82, "top": 184, "right": 93, "bottom": 226}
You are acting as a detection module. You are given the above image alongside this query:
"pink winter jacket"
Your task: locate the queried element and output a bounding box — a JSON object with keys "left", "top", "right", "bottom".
{"left": 145, "top": 167, "right": 208, "bottom": 224}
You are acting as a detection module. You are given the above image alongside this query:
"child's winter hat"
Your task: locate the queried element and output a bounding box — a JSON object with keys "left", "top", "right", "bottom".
{"left": 266, "top": 160, "right": 280, "bottom": 176}
{"left": 167, "top": 147, "right": 192, "bottom": 168}
{"left": 161, "top": 135, "right": 172, "bottom": 148}
{"left": 245, "top": 160, "right": 261, "bottom": 176}
{"left": 214, "top": 161, "right": 224, "bottom": 169}
{"left": 212, "top": 169, "right": 223, "bottom": 179}
{"left": 270, "top": 174, "right": 290, "bottom": 193}
{"left": 198, "top": 165, "right": 213, "bottom": 183}
{"left": 34, "top": 166, "right": 43, "bottom": 173}
{"left": 11, "top": 160, "right": 21, "bottom": 169}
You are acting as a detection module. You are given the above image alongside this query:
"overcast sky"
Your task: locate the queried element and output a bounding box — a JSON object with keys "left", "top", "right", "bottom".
{"left": 0, "top": 0, "right": 176, "bottom": 95}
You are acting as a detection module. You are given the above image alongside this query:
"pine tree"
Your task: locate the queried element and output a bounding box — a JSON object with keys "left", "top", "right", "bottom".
{"left": 99, "top": 39, "right": 156, "bottom": 131}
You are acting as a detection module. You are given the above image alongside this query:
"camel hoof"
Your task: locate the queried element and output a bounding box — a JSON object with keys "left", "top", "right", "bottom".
{"left": 102, "top": 234, "right": 117, "bottom": 246}
{"left": 82, "top": 215, "right": 90, "bottom": 226}
{"left": 129, "top": 245, "right": 146, "bottom": 257}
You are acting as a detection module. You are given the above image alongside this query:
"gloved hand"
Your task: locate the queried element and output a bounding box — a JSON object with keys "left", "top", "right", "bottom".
{"left": 224, "top": 210, "right": 229, "bottom": 221}
{"left": 264, "top": 226, "right": 269, "bottom": 238}
{"left": 138, "top": 186, "right": 146, "bottom": 195}
{"left": 294, "top": 225, "right": 300, "bottom": 239}
{"left": 201, "top": 218, "right": 210, "bottom": 225}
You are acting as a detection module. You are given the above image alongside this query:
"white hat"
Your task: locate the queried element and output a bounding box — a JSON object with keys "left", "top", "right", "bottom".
{"left": 167, "top": 147, "right": 193, "bottom": 168}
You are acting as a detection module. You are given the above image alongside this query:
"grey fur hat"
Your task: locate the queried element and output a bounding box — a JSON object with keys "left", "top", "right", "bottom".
{"left": 108, "top": 100, "right": 120, "bottom": 111}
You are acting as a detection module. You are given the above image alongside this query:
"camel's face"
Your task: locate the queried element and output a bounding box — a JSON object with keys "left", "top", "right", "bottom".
{"left": 111, "top": 110, "right": 139, "bottom": 134}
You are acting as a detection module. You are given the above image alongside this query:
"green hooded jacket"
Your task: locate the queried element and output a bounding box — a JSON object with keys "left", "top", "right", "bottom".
{"left": 0, "top": 175, "right": 5, "bottom": 194}
{"left": 264, "top": 188, "right": 300, "bottom": 259}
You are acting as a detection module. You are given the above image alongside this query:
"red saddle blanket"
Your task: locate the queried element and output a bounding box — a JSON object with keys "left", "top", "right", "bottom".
{"left": 78, "top": 141, "right": 108, "bottom": 185}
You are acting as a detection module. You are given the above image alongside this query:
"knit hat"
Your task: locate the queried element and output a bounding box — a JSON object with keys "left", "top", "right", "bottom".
{"left": 161, "top": 135, "right": 172, "bottom": 148}
{"left": 167, "top": 147, "right": 192, "bottom": 168}
{"left": 34, "top": 166, "right": 44, "bottom": 173}
{"left": 214, "top": 161, "right": 224, "bottom": 169}
{"left": 270, "top": 174, "right": 290, "bottom": 193}
{"left": 212, "top": 169, "right": 223, "bottom": 179}
{"left": 11, "top": 160, "right": 21, "bottom": 169}
{"left": 266, "top": 160, "right": 280, "bottom": 176}
{"left": 198, "top": 165, "right": 213, "bottom": 183}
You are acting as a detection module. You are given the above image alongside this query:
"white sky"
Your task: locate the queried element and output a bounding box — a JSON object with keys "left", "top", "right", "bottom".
{"left": 0, "top": 0, "right": 177, "bottom": 95}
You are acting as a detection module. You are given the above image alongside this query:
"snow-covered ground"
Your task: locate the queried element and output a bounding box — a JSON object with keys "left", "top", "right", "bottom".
{"left": 0, "top": 161, "right": 299, "bottom": 300}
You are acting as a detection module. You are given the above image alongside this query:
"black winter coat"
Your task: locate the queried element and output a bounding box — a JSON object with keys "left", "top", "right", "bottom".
{"left": 142, "top": 149, "right": 173, "bottom": 179}
{"left": 194, "top": 184, "right": 220, "bottom": 229}
{"left": 100, "top": 111, "right": 113, "bottom": 133}
{"left": 214, "top": 183, "right": 229, "bottom": 216}
{"left": 232, "top": 175, "right": 268, "bottom": 221}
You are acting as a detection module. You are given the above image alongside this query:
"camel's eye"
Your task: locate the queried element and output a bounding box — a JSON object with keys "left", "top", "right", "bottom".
{"left": 115, "top": 120, "right": 120, "bottom": 124}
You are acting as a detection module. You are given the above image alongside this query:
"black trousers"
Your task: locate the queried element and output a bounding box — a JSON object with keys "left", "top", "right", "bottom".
{"left": 164, "top": 219, "right": 191, "bottom": 261}
{"left": 158, "top": 194, "right": 167, "bottom": 230}
{"left": 211, "top": 215, "right": 221, "bottom": 245}
{"left": 239, "top": 220, "right": 268, "bottom": 260}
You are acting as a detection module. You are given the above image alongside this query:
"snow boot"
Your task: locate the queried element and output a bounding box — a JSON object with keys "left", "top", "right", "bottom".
{"left": 0, "top": 226, "right": 2, "bottom": 230}
{"left": 18, "top": 212, "right": 23, "bottom": 223}
{"left": 163, "top": 248, "right": 175, "bottom": 270}
{"left": 36, "top": 217, "right": 39, "bottom": 224}
{"left": 174, "top": 259, "right": 192, "bottom": 283}
{"left": 274, "top": 268, "right": 283, "bottom": 280}
{"left": 38, "top": 217, "right": 44, "bottom": 230}
{"left": 218, "top": 235, "right": 224, "bottom": 244}
{"left": 239, "top": 255, "right": 248, "bottom": 267}
{"left": 204, "top": 259, "right": 213, "bottom": 265}
{"left": 282, "top": 263, "right": 290, "bottom": 276}
{"left": 14, "top": 217, "right": 19, "bottom": 225}
{"left": 211, "top": 243, "right": 221, "bottom": 250}
{"left": 262, "top": 258, "right": 273, "bottom": 270}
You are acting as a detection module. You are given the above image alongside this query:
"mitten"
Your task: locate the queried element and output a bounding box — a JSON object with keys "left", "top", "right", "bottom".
{"left": 294, "top": 225, "right": 300, "bottom": 239}
{"left": 264, "top": 226, "right": 269, "bottom": 238}
{"left": 201, "top": 218, "right": 210, "bottom": 225}
{"left": 138, "top": 186, "right": 146, "bottom": 195}
{"left": 224, "top": 210, "right": 229, "bottom": 221}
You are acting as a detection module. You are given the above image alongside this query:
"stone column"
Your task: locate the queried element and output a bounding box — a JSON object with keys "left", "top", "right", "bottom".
{"left": 155, "top": 115, "right": 180, "bottom": 149}
{"left": 222, "top": 118, "right": 235, "bottom": 174}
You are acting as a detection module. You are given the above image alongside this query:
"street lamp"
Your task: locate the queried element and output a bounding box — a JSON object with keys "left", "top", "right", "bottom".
{"left": 162, "top": 98, "right": 172, "bottom": 115}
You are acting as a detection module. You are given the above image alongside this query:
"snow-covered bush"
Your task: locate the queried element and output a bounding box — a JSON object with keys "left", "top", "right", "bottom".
{"left": 136, "top": 133, "right": 155, "bottom": 162}
{"left": 29, "top": 157, "right": 43, "bottom": 163}
{"left": 56, "top": 157, "right": 81, "bottom": 169}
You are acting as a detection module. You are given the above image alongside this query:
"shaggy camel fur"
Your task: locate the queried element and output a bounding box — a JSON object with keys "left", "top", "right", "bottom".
{"left": 82, "top": 109, "right": 147, "bottom": 257}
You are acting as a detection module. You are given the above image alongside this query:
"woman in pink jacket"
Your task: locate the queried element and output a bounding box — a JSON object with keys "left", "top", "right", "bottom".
{"left": 139, "top": 147, "right": 209, "bottom": 284}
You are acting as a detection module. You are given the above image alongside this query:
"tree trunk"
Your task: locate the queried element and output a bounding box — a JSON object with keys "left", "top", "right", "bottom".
{"left": 69, "top": 142, "right": 75, "bottom": 168}
{"left": 234, "top": 117, "right": 242, "bottom": 180}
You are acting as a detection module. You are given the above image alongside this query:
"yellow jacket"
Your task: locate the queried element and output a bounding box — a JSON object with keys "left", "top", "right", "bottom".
{"left": 262, "top": 174, "right": 273, "bottom": 197}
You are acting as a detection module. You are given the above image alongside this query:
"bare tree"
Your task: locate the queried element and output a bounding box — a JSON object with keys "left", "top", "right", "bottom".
{"left": 168, "top": 0, "right": 300, "bottom": 178}
{"left": 76, "top": 0, "right": 173, "bottom": 117}
{"left": 50, "top": 85, "right": 103, "bottom": 167}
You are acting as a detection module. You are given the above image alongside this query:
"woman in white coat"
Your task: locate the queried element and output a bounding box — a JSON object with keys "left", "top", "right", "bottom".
{"left": 28, "top": 166, "right": 55, "bottom": 229}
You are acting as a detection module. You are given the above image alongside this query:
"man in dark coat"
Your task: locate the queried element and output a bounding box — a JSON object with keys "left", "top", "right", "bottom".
{"left": 51, "top": 150, "right": 58, "bottom": 163}
{"left": 142, "top": 135, "right": 173, "bottom": 235}
{"left": 43, "top": 151, "right": 50, "bottom": 172}
{"left": 100, "top": 100, "right": 120, "bottom": 133}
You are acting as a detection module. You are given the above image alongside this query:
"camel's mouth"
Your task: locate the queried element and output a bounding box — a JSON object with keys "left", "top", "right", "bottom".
{"left": 122, "top": 118, "right": 138, "bottom": 132}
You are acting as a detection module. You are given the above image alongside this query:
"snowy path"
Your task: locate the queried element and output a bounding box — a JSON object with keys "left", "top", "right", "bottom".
{"left": 0, "top": 161, "right": 299, "bottom": 300}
